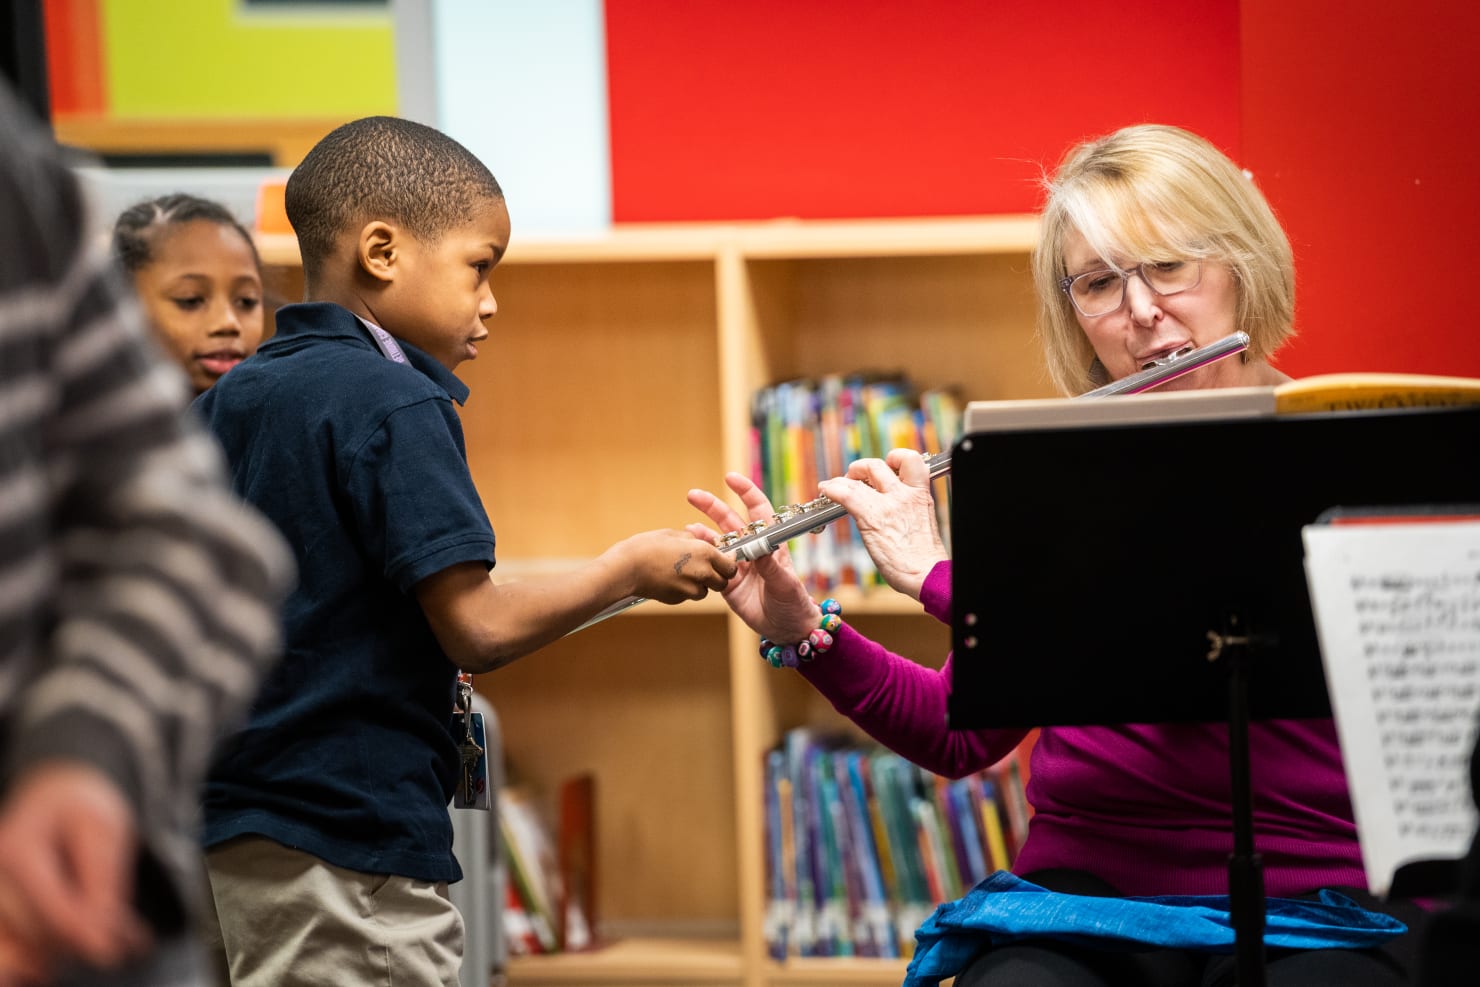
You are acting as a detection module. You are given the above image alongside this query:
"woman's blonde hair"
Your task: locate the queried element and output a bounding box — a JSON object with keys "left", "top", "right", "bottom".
{"left": 1032, "top": 124, "right": 1295, "bottom": 394}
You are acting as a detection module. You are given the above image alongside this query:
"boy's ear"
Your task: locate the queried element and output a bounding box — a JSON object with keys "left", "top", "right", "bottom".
{"left": 357, "top": 221, "right": 399, "bottom": 283}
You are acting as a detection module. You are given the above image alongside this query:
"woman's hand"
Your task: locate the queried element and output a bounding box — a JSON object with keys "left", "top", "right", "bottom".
{"left": 687, "top": 474, "right": 821, "bottom": 643}
{"left": 817, "top": 449, "right": 947, "bottom": 601}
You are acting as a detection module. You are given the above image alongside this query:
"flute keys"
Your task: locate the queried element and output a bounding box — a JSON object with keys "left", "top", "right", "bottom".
{"left": 716, "top": 519, "right": 772, "bottom": 546}
{"left": 713, "top": 503, "right": 820, "bottom": 549}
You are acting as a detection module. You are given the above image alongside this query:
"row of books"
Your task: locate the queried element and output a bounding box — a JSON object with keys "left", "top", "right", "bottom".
{"left": 750, "top": 374, "right": 963, "bottom": 594}
{"left": 763, "top": 729, "right": 1031, "bottom": 960}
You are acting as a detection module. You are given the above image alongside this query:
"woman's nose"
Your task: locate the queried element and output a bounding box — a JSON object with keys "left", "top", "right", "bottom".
{"left": 1124, "top": 273, "right": 1161, "bottom": 325}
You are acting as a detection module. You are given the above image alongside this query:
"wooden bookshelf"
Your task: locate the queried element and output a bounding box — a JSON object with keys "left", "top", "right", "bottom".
{"left": 53, "top": 114, "right": 345, "bottom": 165}
{"left": 257, "top": 215, "right": 1052, "bottom": 987}
{"left": 506, "top": 937, "right": 742, "bottom": 985}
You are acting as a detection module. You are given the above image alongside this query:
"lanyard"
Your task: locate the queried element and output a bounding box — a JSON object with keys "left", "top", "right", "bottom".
{"left": 357, "top": 316, "right": 488, "bottom": 807}
{"left": 357, "top": 315, "right": 409, "bottom": 364}
{"left": 364, "top": 318, "right": 491, "bottom": 810}
{"left": 356, "top": 318, "right": 468, "bottom": 695}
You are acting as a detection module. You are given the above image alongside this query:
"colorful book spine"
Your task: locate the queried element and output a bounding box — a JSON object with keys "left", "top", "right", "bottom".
{"left": 763, "top": 749, "right": 792, "bottom": 959}
{"left": 840, "top": 751, "right": 895, "bottom": 957}
{"left": 930, "top": 773, "right": 969, "bottom": 892}
{"left": 988, "top": 746, "right": 1033, "bottom": 860}
{"left": 947, "top": 777, "right": 989, "bottom": 887}
{"left": 784, "top": 729, "right": 820, "bottom": 956}
{"left": 814, "top": 752, "right": 852, "bottom": 956}
{"left": 975, "top": 778, "right": 1011, "bottom": 874}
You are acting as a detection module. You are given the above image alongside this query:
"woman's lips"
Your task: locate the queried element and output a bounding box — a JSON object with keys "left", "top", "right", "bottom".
{"left": 1139, "top": 343, "right": 1194, "bottom": 370}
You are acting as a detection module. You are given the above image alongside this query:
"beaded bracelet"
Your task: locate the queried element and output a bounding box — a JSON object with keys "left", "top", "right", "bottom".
{"left": 759, "top": 598, "right": 843, "bottom": 668}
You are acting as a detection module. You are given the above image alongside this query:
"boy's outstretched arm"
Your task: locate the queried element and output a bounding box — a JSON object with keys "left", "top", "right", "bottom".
{"left": 416, "top": 529, "right": 737, "bottom": 673}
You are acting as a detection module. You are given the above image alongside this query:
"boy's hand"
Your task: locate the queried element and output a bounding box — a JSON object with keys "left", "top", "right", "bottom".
{"left": 0, "top": 762, "right": 152, "bottom": 985}
{"left": 610, "top": 529, "right": 738, "bottom": 604}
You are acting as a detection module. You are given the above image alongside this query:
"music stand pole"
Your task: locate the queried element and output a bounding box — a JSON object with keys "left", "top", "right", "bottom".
{"left": 1212, "top": 614, "right": 1268, "bottom": 987}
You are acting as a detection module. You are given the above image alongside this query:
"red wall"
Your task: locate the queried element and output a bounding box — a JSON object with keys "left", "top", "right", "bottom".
{"left": 605, "top": 0, "right": 1241, "bottom": 219}
{"left": 1240, "top": 0, "right": 1480, "bottom": 377}
{"left": 606, "top": 1, "right": 1480, "bottom": 377}
{"left": 43, "top": 0, "right": 105, "bottom": 115}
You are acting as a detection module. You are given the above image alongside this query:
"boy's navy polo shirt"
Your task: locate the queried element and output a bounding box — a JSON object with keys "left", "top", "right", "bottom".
{"left": 195, "top": 301, "right": 495, "bottom": 882}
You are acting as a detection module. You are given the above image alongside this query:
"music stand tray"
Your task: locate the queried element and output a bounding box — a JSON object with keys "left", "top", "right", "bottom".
{"left": 947, "top": 403, "right": 1480, "bottom": 986}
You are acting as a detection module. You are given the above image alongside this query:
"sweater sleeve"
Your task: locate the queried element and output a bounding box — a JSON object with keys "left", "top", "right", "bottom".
{"left": 797, "top": 561, "right": 1028, "bottom": 777}
{"left": 0, "top": 92, "right": 294, "bottom": 926}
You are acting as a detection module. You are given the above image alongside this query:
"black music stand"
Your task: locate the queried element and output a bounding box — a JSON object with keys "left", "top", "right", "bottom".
{"left": 947, "top": 403, "right": 1480, "bottom": 987}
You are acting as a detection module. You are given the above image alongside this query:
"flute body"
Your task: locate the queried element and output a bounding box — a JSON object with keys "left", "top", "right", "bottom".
{"left": 570, "top": 331, "right": 1250, "bottom": 633}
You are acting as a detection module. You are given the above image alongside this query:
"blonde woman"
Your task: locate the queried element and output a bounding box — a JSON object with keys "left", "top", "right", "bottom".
{"left": 691, "top": 125, "right": 1422, "bottom": 986}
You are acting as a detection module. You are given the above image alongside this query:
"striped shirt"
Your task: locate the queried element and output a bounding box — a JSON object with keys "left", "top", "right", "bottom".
{"left": 0, "top": 84, "right": 293, "bottom": 926}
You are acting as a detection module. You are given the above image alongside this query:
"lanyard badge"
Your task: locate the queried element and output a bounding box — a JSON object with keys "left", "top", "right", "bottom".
{"left": 453, "top": 672, "right": 490, "bottom": 811}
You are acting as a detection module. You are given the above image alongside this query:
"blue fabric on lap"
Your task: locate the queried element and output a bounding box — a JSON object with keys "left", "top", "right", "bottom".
{"left": 903, "top": 871, "right": 1407, "bottom": 987}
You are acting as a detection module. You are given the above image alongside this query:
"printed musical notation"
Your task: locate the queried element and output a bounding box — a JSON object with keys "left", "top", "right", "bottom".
{"left": 1304, "top": 519, "right": 1480, "bottom": 895}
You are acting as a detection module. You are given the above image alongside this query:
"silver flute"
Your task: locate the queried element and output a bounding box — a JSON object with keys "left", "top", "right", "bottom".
{"left": 569, "top": 330, "right": 1250, "bottom": 634}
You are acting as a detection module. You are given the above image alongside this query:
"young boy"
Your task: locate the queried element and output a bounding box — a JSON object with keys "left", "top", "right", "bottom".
{"left": 195, "top": 116, "right": 737, "bottom": 987}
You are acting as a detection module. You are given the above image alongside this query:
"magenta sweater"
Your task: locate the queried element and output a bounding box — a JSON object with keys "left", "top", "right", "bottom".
{"left": 798, "top": 561, "right": 1365, "bottom": 897}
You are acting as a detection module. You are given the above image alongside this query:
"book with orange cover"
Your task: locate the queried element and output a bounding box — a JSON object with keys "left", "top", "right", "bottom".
{"left": 556, "top": 774, "right": 596, "bottom": 951}
{"left": 1273, "top": 372, "right": 1480, "bottom": 414}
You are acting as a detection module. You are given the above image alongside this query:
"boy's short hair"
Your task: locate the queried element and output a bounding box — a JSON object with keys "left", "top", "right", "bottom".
{"left": 285, "top": 116, "right": 504, "bottom": 280}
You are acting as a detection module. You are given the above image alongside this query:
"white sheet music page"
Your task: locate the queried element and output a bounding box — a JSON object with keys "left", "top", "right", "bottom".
{"left": 1303, "top": 519, "right": 1480, "bottom": 897}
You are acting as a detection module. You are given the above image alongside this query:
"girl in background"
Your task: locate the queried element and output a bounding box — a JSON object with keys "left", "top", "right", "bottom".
{"left": 113, "top": 194, "right": 264, "bottom": 395}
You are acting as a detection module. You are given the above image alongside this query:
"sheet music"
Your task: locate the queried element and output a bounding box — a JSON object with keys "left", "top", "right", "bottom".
{"left": 1303, "top": 520, "right": 1480, "bottom": 896}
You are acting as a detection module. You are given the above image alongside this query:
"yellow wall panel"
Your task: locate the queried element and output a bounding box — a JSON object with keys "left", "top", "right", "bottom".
{"left": 101, "top": 0, "right": 395, "bottom": 117}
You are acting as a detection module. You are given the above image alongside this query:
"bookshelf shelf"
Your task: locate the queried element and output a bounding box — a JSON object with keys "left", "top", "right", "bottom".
{"left": 769, "top": 956, "right": 913, "bottom": 986}
{"left": 505, "top": 937, "right": 915, "bottom": 987}
{"left": 730, "top": 214, "right": 1040, "bottom": 259}
{"left": 255, "top": 215, "right": 1052, "bottom": 987}
{"left": 54, "top": 114, "right": 344, "bottom": 166}
{"left": 256, "top": 214, "right": 1041, "bottom": 269}
{"left": 506, "top": 936, "right": 742, "bottom": 984}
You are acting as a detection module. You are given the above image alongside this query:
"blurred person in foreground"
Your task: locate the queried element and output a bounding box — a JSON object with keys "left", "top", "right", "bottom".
{"left": 0, "top": 80, "right": 293, "bottom": 986}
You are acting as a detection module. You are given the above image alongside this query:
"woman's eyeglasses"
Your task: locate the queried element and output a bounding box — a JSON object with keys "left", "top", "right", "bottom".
{"left": 1059, "top": 260, "right": 1203, "bottom": 318}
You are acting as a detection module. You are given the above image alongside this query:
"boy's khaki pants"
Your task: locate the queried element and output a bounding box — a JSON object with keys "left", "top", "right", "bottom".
{"left": 203, "top": 835, "right": 464, "bottom": 987}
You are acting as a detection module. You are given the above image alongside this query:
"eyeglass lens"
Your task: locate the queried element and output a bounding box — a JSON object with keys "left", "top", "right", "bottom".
{"left": 1068, "top": 261, "right": 1201, "bottom": 317}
